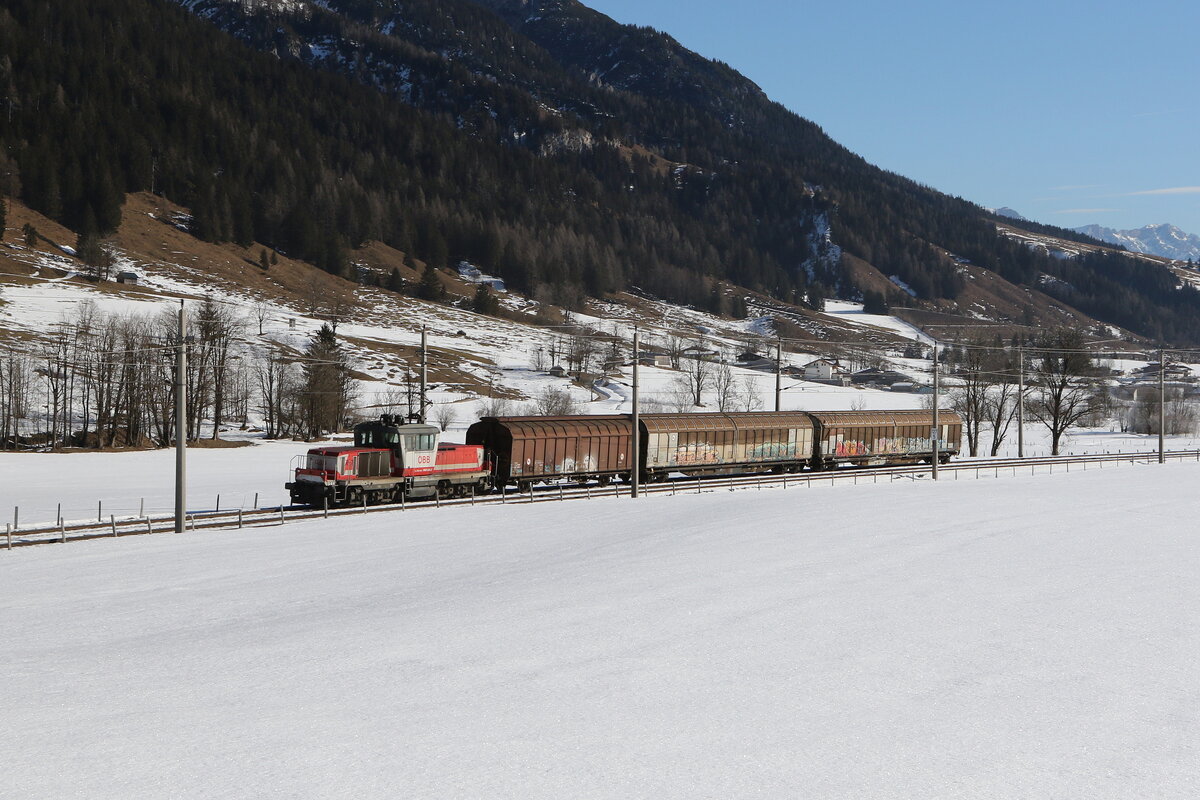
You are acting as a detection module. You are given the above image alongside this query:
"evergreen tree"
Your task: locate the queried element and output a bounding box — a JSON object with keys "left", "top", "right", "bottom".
{"left": 300, "top": 323, "right": 353, "bottom": 437}
{"left": 729, "top": 294, "right": 748, "bottom": 319}
{"left": 75, "top": 229, "right": 101, "bottom": 268}
{"left": 862, "top": 290, "right": 888, "bottom": 315}
{"left": 472, "top": 283, "right": 498, "bottom": 315}
{"left": 386, "top": 267, "right": 404, "bottom": 292}
{"left": 807, "top": 283, "right": 827, "bottom": 312}
{"left": 417, "top": 264, "right": 444, "bottom": 302}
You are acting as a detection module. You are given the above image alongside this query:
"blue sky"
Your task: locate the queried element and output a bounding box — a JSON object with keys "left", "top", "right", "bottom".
{"left": 584, "top": 0, "right": 1200, "bottom": 236}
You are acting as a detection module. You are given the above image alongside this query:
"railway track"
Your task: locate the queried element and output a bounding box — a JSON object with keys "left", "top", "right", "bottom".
{"left": 6, "top": 449, "right": 1200, "bottom": 550}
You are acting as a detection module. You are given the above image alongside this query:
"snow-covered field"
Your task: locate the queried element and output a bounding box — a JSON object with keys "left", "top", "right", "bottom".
{"left": 3, "top": 423, "right": 1196, "bottom": 529}
{"left": 3, "top": 460, "right": 1199, "bottom": 798}
{"left": 0, "top": 437, "right": 330, "bottom": 524}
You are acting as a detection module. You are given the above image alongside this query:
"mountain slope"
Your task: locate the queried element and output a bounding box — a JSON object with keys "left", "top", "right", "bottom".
{"left": 5, "top": 0, "right": 1200, "bottom": 342}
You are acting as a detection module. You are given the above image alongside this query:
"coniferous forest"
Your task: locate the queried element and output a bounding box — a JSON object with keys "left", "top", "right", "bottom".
{"left": 3, "top": 0, "right": 1200, "bottom": 342}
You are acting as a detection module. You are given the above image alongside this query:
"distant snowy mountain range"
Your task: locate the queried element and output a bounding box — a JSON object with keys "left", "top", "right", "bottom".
{"left": 994, "top": 207, "right": 1200, "bottom": 261}
{"left": 1072, "top": 223, "right": 1200, "bottom": 262}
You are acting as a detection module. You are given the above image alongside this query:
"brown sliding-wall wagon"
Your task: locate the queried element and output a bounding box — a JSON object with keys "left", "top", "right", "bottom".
{"left": 808, "top": 410, "right": 962, "bottom": 470}
{"left": 639, "top": 412, "right": 814, "bottom": 481}
{"left": 465, "top": 415, "right": 634, "bottom": 491}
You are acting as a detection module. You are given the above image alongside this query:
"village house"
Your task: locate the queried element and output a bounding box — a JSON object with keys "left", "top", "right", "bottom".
{"left": 801, "top": 359, "right": 851, "bottom": 386}
{"left": 637, "top": 351, "right": 672, "bottom": 368}
{"left": 736, "top": 351, "right": 776, "bottom": 371}
{"left": 851, "top": 367, "right": 914, "bottom": 388}
{"left": 681, "top": 345, "right": 721, "bottom": 362}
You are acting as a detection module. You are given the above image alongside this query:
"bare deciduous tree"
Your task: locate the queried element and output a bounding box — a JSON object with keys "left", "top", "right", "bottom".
{"left": 477, "top": 396, "right": 512, "bottom": 418}
{"left": 433, "top": 402, "right": 459, "bottom": 432}
{"left": 677, "top": 338, "right": 714, "bottom": 407}
{"left": 738, "top": 376, "right": 764, "bottom": 412}
{"left": 253, "top": 301, "right": 271, "bottom": 336}
{"left": 985, "top": 353, "right": 1019, "bottom": 456}
{"left": 531, "top": 386, "right": 578, "bottom": 416}
{"left": 1127, "top": 388, "right": 1197, "bottom": 435}
{"left": 948, "top": 344, "right": 991, "bottom": 457}
{"left": 712, "top": 354, "right": 737, "bottom": 412}
{"left": 666, "top": 335, "right": 685, "bottom": 369}
{"left": 1028, "top": 329, "right": 1101, "bottom": 456}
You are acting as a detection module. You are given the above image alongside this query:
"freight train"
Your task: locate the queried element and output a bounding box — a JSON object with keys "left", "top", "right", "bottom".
{"left": 287, "top": 410, "right": 962, "bottom": 506}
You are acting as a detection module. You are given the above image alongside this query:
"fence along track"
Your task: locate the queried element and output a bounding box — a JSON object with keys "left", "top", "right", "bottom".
{"left": 6, "top": 450, "right": 1200, "bottom": 550}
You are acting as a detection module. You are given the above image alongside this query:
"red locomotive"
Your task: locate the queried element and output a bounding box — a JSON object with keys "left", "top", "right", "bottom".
{"left": 286, "top": 415, "right": 491, "bottom": 506}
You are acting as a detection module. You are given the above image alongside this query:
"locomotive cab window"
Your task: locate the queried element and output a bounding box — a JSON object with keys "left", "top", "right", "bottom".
{"left": 306, "top": 454, "right": 337, "bottom": 472}
{"left": 405, "top": 433, "right": 435, "bottom": 451}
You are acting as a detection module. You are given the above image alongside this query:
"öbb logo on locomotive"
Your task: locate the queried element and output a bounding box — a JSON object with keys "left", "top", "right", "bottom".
{"left": 286, "top": 410, "right": 962, "bottom": 507}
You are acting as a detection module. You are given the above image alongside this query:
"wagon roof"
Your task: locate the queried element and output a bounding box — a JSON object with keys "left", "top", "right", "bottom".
{"left": 640, "top": 411, "right": 813, "bottom": 433}
{"left": 483, "top": 415, "right": 633, "bottom": 439}
{"left": 805, "top": 409, "right": 962, "bottom": 426}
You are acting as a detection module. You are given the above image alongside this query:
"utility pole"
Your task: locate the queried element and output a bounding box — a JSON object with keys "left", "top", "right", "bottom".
{"left": 631, "top": 326, "right": 640, "bottom": 498}
{"left": 931, "top": 341, "right": 939, "bottom": 480}
{"left": 419, "top": 324, "right": 428, "bottom": 424}
{"left": 174, "top": 300, "right": 187, "bottom": 533}
{"left": 1159, "top": 348, "right": 1166, "bottom": 464}
{"left": 775, "top": 337, "right": 782, "bottom": 412}
{"left": 1017, "top": 344, "right": 1025, "bottom": 458}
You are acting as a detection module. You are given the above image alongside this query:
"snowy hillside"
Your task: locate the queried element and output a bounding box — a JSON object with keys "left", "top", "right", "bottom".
{"left": 5, "top": 461, "right": 1199, "bottom": 797}
{"left": 0, "top": 195, "right": 944, "bottom": 447}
